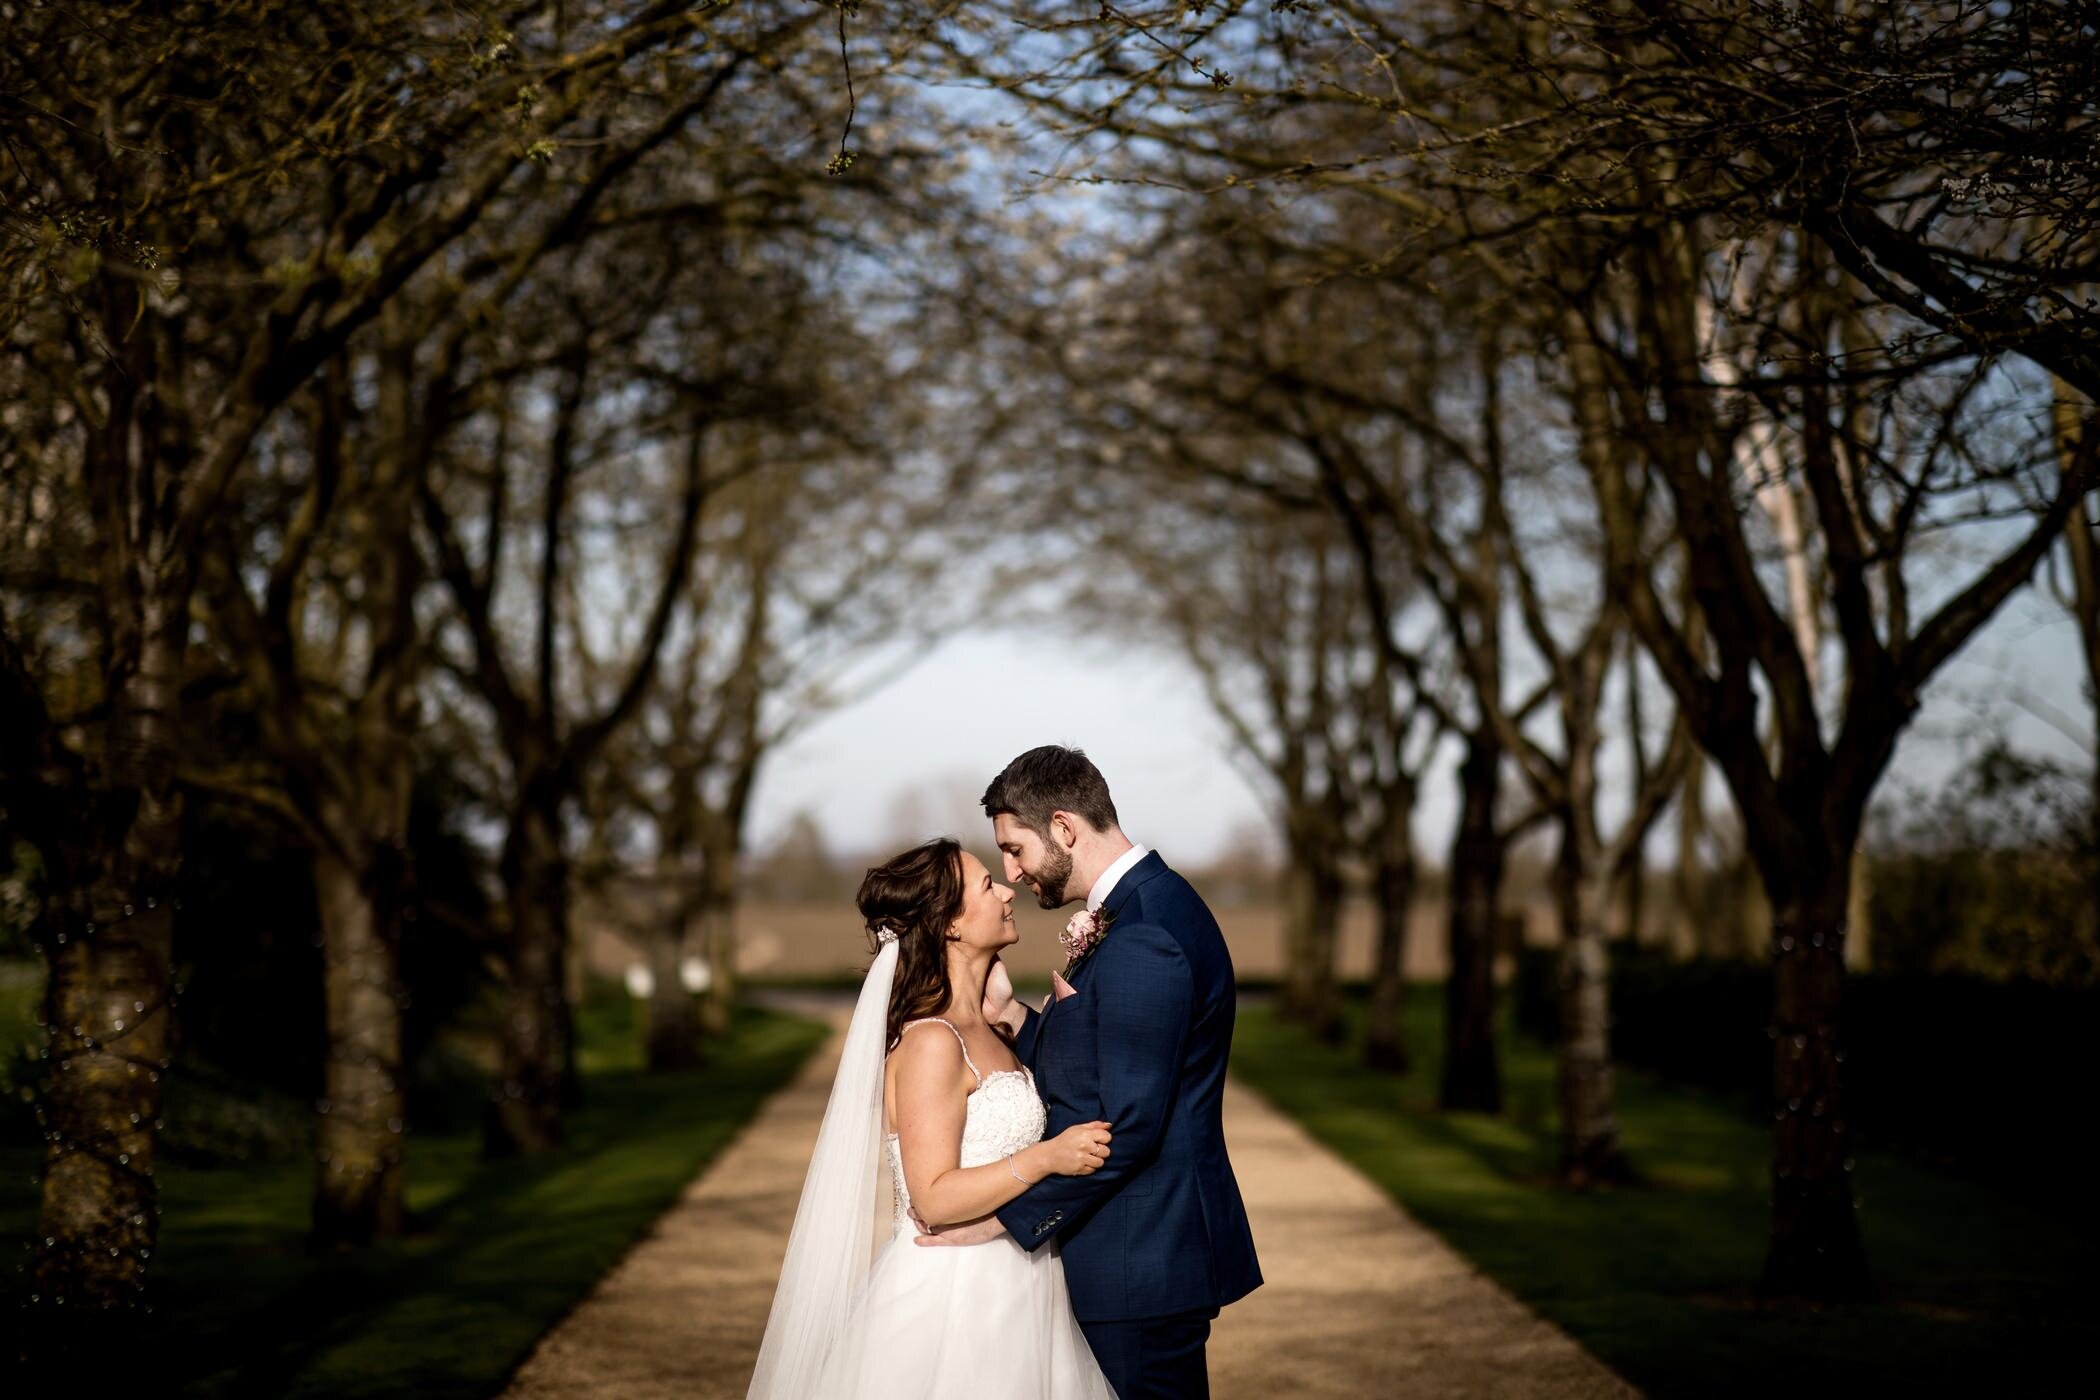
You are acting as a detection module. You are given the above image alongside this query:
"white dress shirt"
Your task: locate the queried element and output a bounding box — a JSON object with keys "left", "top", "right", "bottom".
{"left": 1086, "top": 843, "right": 1151, "bottom": 912}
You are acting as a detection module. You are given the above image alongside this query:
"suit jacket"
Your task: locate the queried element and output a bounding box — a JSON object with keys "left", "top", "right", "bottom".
{"left": 994, "top": 851, "right": 1263, "bottom": 1322}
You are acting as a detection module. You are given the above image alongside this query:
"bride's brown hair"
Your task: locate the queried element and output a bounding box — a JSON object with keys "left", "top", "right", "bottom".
{"left": 859, "top": 837, "right": 967, "bottom": 1051}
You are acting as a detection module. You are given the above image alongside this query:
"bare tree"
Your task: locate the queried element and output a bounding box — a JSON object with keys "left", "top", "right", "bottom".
{"left": 419, "top": 299, "right": 753, "bottom": 1153}
{"left": 1159, "top": 505, "right": 1360, "bottom": 1042}
{"left": 1560, "top": 235, "right": 2083, "bottom": 1293}
{"left": 957, "top": 0, "right": 2099, "bottom": 1298}
{"left": 188, "top": 318, "right": 437, "bottom": 1246}
{"left": 981, "top": 180, "right": 1521, "bottom": 1088}
{"left": 585, "top": 436, "right": 957, "bottom": 1066}
{"left": 2048, "top": 388, "right": 2100, "bottom": 905}
{"left": 1339, "top": 604, "right": 1442, "bottom": 1074}
{"left": 0, "top": 0, "right": 838, "bottom": 1319}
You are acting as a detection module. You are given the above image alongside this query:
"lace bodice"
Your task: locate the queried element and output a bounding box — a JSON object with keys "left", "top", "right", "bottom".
{"left": 884, "top": 1018, "right": 1046, "bottom": 1236}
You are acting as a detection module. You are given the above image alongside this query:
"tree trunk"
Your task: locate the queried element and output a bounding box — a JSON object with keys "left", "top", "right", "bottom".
{"left": 24, "top": 292, "right": 207, "bottom": 1344}
{"left": 1621, "top": 847, "right": 1637, "bottom": 948}
{"left": 1307, "top": 859, "right": 1343, "bottom": 1042}
{"left": 1363, "top": 795, "right": 1415, "bottom": 1073}
{"left": 560, "top": 903, "right": 584, "bottom": 1113}
{"left": 1553, "top": 821, "right": 1630, "bottom": 1184}
{"left": 486, "top": 786, "right": 571, "bottom": 1156}
{"left": 1671, "top": 754, "right": 1707, "bottom": 959}
{"left": 1279, "top": 860, "right": 1315, "bottom": 1022}
{"left": 697, "top": 896, "right": 738, "bottom": 1039}
{"left": 647, "top": 899, "right": 703, "bottom": 1071}
{"left": 1441, "top": 734, "right": 1503, "bottom": 1112}
{"left": 33, "top": 880, "right": 175, "bottom": 1321}
{"left": 1760, "top": 873, "right": 1873, "bottom": 1300}
{"left": 2057, "top": 456, "right": 2100, "bottom": 950}
{"left": 1844, "top": 844, "right": 1874, "bottom": 971}
{"left": 690, "top": 811, "right": 747, "bottom": 1038}
{"left": 2057, "top": 389, "right": 2100, "bottom": 930}
{"left": 307, "top": 430, "right": 420, "bottom": 1241}
{"left": 1616, "top": 838, "right": 1648, "bottom": 947}
{"left": 31, "top": 612, "right": 185, "bottom": 1327}
{"left": 309, "top": 841, "right": 407, "bottom": 1246}
{"left": 2091, "top": 753, "right": 2100, "bottom": 944}
{"left": 1279, "top": 834, "right": 1343, "bottom": 1042}
{"left": 1745, "top": 337, "right": 1872, "bottom": 1269}
{"left": 1728, "top": 861, "right": 1769, "bottom": 960}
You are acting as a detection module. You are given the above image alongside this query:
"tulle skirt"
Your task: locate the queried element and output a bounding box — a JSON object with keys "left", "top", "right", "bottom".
{"left": 808, "top": 1228, "right": 1118, "bottom": 1398}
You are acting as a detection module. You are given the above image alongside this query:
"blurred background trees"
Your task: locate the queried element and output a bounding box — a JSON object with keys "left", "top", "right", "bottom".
{"left": 0, "top": 0, "right": 967, "bottom": 1347}
{"left": 953, "top": 0, "right": 2096, "bottom": 1299}
{"left": 3, "top": 0, "right": 2095, "bottom": 1372}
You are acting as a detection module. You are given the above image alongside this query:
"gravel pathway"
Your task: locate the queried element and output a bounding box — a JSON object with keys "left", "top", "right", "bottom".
{"left": 501, "top": 1006, "right": 1638, "bottom": 1398}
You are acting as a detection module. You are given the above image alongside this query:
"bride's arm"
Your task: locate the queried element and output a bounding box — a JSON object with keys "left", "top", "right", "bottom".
{"left": 894, "top": 1028, "right": 1109, "bottom": 1228}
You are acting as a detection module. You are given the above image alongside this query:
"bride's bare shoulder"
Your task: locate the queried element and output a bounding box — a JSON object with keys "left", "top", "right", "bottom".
{"left": 889, "top": 1021, "right": 973, "bottom": 1089}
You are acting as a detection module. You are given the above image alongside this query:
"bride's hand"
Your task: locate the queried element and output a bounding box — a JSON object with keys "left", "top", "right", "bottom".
{"left": 913, "top": 1213, "right": 1008, "bottom": 1247}
{"left": 1028, "top": 1121, "right": 1112, "bottom": 1178}
{"left": 982, "top": 956, "right": 1019, "bottom": 1030}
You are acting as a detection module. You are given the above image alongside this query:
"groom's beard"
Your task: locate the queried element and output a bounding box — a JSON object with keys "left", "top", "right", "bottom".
{"left": 1028, "top": 844, "right": 1074, "bottom": 909}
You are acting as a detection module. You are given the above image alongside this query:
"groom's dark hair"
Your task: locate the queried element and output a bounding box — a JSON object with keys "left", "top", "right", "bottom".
{"left": 981, "top": 745, "right": 1120, "bottom": 836}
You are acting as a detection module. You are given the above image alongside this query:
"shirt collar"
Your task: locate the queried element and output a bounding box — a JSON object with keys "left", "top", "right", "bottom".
{"left": 1086, "top": 843, "right": 1150, "bottom": 913}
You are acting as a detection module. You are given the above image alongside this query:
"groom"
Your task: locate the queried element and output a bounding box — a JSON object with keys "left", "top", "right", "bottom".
{"left": 921, "top": 745, "right": 1262, "bottom": 1398}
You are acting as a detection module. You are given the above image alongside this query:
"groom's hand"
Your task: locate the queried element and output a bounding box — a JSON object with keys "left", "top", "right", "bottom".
{"left": 983, "top": 956, "right": 1025, "bottom": 1037}
{"left": 912, "top": 1212, "right": 1010, "bottom": 1248}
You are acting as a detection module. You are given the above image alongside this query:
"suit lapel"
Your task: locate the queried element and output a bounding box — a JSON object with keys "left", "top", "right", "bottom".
{"left": 1062, "top": 852, "right": 1168, "bottom": 999}
{"left": 1039, "top": 854, "right": 1171, "bottom": 1048}
{"left": 1101, "top": 850, "right": 1166, "bottom": 920}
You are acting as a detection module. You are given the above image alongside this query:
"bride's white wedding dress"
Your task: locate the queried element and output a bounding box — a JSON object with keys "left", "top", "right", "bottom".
{"left": 747, "top": 932, "right": 1116, "bottom": 1400}
{"left": 806, "top": 1018, "right": 1115, "bottom": 1398}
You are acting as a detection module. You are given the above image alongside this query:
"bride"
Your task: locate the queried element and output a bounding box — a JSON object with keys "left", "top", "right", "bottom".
{"left": 747, "top": 837, "right": 1119, "bottom": 1398}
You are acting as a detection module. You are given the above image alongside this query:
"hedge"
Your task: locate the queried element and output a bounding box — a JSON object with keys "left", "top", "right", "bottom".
{"left": 1514, "top": 947, "right": 2098, "bottom": 1184}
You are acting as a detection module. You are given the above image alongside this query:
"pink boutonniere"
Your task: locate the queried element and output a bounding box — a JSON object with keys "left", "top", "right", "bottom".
{"left": 1059, "top": 906, "right": 1114, "bottom": 973}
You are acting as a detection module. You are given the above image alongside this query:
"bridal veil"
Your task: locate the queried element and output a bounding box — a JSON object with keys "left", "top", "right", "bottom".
{"left": 746, "top": 927, "right": 899, "bottom": 1398}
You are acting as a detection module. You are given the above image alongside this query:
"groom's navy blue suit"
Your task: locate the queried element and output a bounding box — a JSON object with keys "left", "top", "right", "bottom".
{"left": 996, "top": 851, "right": 1262, "bottom": 1398}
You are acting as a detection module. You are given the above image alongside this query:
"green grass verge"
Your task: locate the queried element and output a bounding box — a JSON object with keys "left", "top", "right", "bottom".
{"left": 0, "top": 960, "right": 39, "bottom": 1089}
{"left": 2, "top": 990, "right": 824, "bottom": 1399}
{"left": 1229, "top": 995, "right": 2097, "bottom": 1399}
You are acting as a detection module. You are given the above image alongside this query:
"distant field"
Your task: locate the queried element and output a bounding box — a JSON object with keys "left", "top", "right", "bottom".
{"left": 580, "top": 899, "right": 1542, "bottom": 984}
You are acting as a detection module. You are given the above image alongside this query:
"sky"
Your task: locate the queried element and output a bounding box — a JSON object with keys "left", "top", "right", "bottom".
{"left": 744, "top": 629, "right": 1276, "bottom": 866}
{"left": 740, "top": 579, "right": 2097, "bottom": 871}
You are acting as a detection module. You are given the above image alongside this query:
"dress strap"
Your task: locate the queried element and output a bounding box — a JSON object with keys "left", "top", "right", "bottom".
{"left": 900, "top": 1017, "right": 982, "bottom": 1086}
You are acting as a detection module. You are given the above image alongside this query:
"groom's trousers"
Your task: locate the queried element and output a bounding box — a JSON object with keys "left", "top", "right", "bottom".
{"left": 1079, "top": 1311, "right": 1215, "bottom": 1399}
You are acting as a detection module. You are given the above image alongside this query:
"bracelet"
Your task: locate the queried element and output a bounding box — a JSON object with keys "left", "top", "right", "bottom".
{"left": 1007, "top": 1151, "right": 1034, "bottom": 1185}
